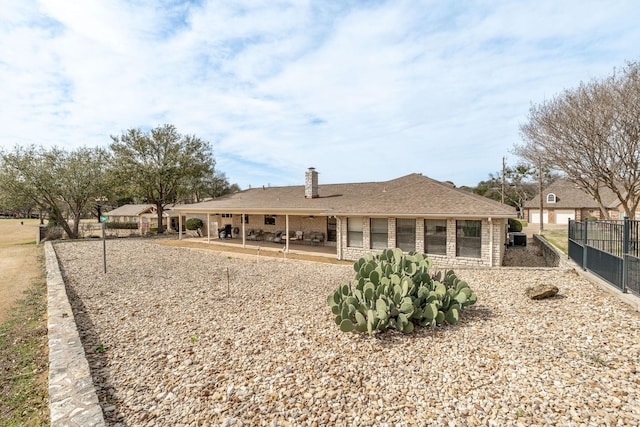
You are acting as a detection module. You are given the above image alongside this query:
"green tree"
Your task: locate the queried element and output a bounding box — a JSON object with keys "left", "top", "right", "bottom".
{"left": 0, "top": 145, "right": 109, "bottom": 238}
{"left": 188, "top": 171, "right": 240, "bottom": 202}
{"left": 110, "top": 124, "right": 215, "bottom": 233}
{"left": 473, "top": 163, "right": 558, "bottom": 217}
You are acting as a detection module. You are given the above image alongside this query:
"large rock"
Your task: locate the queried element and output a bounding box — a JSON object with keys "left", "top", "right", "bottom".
{"left": 526, "top": 284, "right": 559, "bottom": 300}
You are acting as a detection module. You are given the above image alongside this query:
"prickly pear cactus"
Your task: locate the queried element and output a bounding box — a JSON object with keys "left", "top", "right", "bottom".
{"left": 327, "top": 249, "right": 477, "bottom": 335}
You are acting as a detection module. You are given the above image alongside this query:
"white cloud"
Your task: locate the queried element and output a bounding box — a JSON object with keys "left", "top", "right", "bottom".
{"left": 1, "top": 0, "right": 639, "bottom": 188}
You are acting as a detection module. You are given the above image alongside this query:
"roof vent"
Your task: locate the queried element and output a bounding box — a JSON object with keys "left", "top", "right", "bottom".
{"left": 305, "top": 167, "right": 319, "bottom": 199}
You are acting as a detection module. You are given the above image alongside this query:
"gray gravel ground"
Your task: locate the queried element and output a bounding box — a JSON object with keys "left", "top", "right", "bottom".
{"left": 55, "top": 239, "right": 640, "bottom": 426}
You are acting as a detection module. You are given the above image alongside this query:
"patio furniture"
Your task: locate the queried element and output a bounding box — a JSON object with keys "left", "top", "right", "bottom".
{"left": 219, "top": 224, "right": 233, "bottom": 239}
{"left": 289, "top": 231, "right": 303, "bottom": 241}
{"left": 307, "top": 231, "right": 324, "bottom": 246}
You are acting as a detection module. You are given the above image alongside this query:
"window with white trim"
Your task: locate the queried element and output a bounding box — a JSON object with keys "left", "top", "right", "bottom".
{"left": 396, "top": 219, "right": 416, "bottom": 252}
{"left": 547, "top": 193, "right": 557, "bottom": 203}
{"left": 347, "top": 217, "right": 363, "bottom": 247}
{"left": 425, "top": 219, "right": 447, "bottom": 255}
{"left": 370, "top": 218, "right": 388, "bottom": 250}
{"left": 456, "top": 220, "right": 481, "bottom": 258}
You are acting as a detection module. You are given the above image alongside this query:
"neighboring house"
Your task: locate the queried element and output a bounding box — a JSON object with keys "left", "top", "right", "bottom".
{"left": 104, "top": 204, "right": 183, "bottom": 233}
{"left": 173, "top": 168, "right": 516, "bottom": 266}
{"left": 523, "top": 179, "right": 630, "bottom": 225}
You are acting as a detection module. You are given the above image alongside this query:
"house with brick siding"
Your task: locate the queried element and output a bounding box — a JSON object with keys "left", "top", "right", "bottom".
{"left": 174, "top": 168, "right": 516, "bottom": 266}
{"left": 104, "top": 204, "right": 182, "bottom": 233}
{"left": 523, "top": 179, "right": 629, "bottom": 225}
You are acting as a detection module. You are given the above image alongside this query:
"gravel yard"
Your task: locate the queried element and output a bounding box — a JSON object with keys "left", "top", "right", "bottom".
{"left": 55, "top": 239, "right": 640, "bottom": 426}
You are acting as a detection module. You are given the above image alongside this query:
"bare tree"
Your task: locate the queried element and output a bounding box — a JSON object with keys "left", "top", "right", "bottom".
{"left": 515, "top": 61, "right": 640, "bottom": 219}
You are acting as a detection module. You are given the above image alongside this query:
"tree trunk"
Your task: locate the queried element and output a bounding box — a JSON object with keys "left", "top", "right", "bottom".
{"left": 538, "top": 166, "right": 544, "bottom": 234}
{"left": 52, "top": 206, "right": 77, "bottom": 239}
{"left": 156, "top": 204, "right": 165, "bottom": 234}
{"left": 72, "top": 211, "right": 81, "bottom": 238}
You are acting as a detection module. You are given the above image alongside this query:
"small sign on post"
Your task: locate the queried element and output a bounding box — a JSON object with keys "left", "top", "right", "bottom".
{"left": 102, "top": 222, "right": 107, "bottom": 274}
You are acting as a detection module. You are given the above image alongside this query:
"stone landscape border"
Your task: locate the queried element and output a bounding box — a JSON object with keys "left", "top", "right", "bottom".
{"left": 532, "top": 234, "right": 560, "bottom": 267}
{"left": 45, "top": 242, "right": 106, "bottom": 426}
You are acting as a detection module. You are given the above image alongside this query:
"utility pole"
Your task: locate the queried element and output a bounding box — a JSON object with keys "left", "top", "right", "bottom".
{"left": 501, "top": 156, "right": 505, "bottom": 205}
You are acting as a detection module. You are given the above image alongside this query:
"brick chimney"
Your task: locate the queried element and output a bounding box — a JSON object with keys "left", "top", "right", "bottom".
{"left": 305, "top": 167, "right": 319, "bottom": 198}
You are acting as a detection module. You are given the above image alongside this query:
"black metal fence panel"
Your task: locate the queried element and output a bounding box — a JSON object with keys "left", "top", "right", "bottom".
{"left": 568, "top": 239, "right": 584, "bottom": 268}
{"left": 629, "top": 220, "right": 640, "bottom": 258}
{"left": 586, "top": 220, "right": 624, "bottom": 256}
{"left": 568, "top": 218, "right": 640, "bottom": 295}
{"left": 585, "top": 246, "right": 624, "bottom": 290}
{"left": 626, "top": 255, "right": 640, "bottom": 295}
{"left": 568, "top": 220, "right": 583, "bottom": 242}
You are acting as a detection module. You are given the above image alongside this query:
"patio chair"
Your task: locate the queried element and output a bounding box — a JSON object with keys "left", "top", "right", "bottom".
{"left": 289, "top": 230, "right": 303, "bottom": 241}
{"left": 273, "top": 230, "right": 284, "bottom": 243}
{"left": 310, "top": 232, "right": 324, "bottom": 246}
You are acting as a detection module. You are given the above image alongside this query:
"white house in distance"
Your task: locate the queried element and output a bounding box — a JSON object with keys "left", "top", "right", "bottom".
{"left": 524, "top": 179, "right": 637, "bottom": 224}
{"left": 173, "top": 168, "right": 516, "bottom": 266}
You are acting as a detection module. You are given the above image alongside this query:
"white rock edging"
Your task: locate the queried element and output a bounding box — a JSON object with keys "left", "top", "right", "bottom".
{"left": 46, "top": 241, "right": 106, "bottom": 427}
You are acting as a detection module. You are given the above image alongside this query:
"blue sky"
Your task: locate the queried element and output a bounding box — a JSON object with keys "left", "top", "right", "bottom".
{"left": 1, "top": 1, "right": 638, "bottom": 189}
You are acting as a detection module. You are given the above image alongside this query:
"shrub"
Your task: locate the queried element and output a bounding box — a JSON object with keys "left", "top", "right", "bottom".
{"left": 586, "top": 215, "right": 598, "bottom": 221}
{"left": 185, "top": 218, "right": 204, "bottom": 230}
{"left": 508, "top": 218, "right": 523, "bottom": 232}
{"left": 327, "top": 249, "right": 477, "bottom": 336}
{"left": 105, "top": 222, "right": 139, "bottom": 230}
{"left": 43, "top": 226, "right": 63, "bottom": 240}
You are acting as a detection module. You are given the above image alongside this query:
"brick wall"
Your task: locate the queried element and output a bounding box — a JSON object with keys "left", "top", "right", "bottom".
{"left": 337, "top": 216, "right": 507, "bottom": 267}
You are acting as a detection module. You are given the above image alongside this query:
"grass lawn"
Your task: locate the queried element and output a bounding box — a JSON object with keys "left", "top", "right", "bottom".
{"left": 0, "top": 269, "right": 49, "bottom": 426}
{"left": 542, "top": 229, "right": 569, "bottom": 254}
{"left": 0, "top": 219, "right": 49, "bottom": 426}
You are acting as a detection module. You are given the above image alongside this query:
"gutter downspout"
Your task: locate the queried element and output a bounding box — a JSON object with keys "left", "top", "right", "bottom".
{"left": 178, "top": 214, "right": 182, "bottom": 240}
{"left": 207, "top": 213, "right": 210, "bottom": 244}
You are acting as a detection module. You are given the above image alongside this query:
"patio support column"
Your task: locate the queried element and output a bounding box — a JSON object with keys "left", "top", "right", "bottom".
{"left": 285, "top": 214, "right": 290, "bottom": 252}
{"left": 488, "top": 217, "right": 493, "bottom": 267}
{"left": 337, "top": 217, "right": 342, "bottom": 260}
{"left": 242, "top": 214, "right": 246, "bottom": 248}
{"left": 207, "top": 213, "right": 210, "bottom": 244}
{"left": 178, "top": 214, "right": 182, "bottom": 240}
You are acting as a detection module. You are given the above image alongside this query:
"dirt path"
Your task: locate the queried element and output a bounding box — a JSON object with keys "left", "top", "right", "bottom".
{"left": 0, "top": 219, "right": 41, "bottom": 324}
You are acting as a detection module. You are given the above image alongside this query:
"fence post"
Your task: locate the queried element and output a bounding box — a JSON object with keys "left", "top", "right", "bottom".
{"left": 582, "top": 220, "right": 588, "bottom": 271}
{"left": 622, "top": 217, "right": 629, "bottom": 293}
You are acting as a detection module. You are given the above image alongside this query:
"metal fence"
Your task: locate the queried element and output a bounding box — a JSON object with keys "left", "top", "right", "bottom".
{"left": 568, "top": 218, "right": 640, "bottom": 295}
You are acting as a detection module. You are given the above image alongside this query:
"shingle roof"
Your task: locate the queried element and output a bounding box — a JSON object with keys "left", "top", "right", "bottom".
{"left": 104, "top": 204, "right": 154, "bottom": 216}
{"left": 175, "top": 173, "right": 515, "bottom": 218}
{"left": 524, "top": 179, "right": 620, "bottom": 209}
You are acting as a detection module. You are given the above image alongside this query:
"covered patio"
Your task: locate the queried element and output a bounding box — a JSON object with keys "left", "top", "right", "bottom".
{"left": 168, "top": 234, "right": 341, "bottom": 263}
